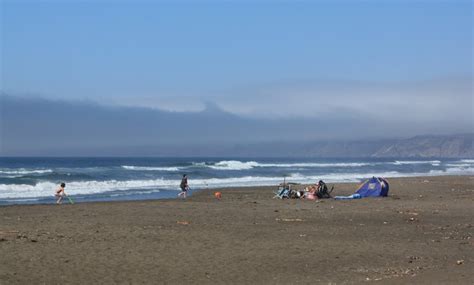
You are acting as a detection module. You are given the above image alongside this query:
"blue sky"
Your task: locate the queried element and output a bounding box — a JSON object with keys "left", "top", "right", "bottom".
{"left": 2, "top": 1, "right": 472, "bottom": 100}
{"left": 0, "top": 1, "right": 473, "bottom": 154}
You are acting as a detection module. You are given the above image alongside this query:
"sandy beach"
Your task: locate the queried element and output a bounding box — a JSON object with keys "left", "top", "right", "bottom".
{"left": 0, "top": 175, "right": 472, "bottom": 284}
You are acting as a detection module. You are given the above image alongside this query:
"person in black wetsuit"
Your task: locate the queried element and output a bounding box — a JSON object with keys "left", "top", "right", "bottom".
{"left": 316, "top": 180, "right": 331, "bottom": 199}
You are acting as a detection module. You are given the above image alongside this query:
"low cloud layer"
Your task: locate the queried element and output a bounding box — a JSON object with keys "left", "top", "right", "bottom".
{"left": 102, "top": 76, "right": 473, "bottom": 131}
{"left": 218, "top": 77, "right": 472, "bottom": 120}
{"left": 1, "top": 79, "right": 472, "bottom": 156}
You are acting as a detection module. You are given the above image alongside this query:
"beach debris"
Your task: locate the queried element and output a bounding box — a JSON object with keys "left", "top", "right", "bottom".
{"left": 408, "top": 217, "right": 417, "bottom": 222}
{"left": 176, "top": 221, "right": 190, "bottom": 225}
{"left": 16, "top": 233, "right": 28, "bottom": 239}
{"left": 407, "top": 256, "right": 420, "bottom": 263}
{"left": 383, "top": 221, "right": 388, "bottom": 225}
{"left": 0, "top": 230, "right": 19, "bottom": 234}
{"left": 275, "top": 218, "right": 304, "bottom": 222}
{"left": 423, "top": 180, "right": 429, "bottom": 183}
{"left": 299, "top": 234, "right": 306, "bottom": 237}
{"left": 0, "top": 230, "right": 20, "bottom": 241}
{"left": 456, "top": 260, "right": 464, "bottom": 265}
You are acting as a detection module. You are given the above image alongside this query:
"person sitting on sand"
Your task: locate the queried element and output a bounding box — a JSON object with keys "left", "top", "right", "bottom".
{"left": 178, "top": 174, "right": 189, "bottom": 198}
{"left": 302, "top": 182, "right": 320, "bottom": 200}
{"left": 316, "top": 180, "right": 332, "bottom": 198}
{"left": 305, "top": 184, "right": 317, "bottom": 194}
{"left": 55, "top": 183, "right": 66, "bottom": 204}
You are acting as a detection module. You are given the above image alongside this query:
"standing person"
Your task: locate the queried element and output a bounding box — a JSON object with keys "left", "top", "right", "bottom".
{"left": 55, "top": 182, "right": 66, "bottom": 204}
{"left": 178, "top": 174, "right": 189, "bottom": 198}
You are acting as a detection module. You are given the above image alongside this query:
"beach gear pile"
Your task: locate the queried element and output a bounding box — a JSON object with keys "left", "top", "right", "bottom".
{"left": 275, "top": 177, "right": 389, "bottom": 200}
{"left": 273, "top": 183, "right": 297, "bottom": 199}
{"left": 274, "top": 181, "right": 333, "bottom": 200}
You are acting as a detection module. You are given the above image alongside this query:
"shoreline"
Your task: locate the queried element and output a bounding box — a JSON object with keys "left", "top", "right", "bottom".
{"left": 0, "top": 175, "right": 473, "bottom": 284}
{"left": 1, "top": 173, "right": 473, "bottom": 207}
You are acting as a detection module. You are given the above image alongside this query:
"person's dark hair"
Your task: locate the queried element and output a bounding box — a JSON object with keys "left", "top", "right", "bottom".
{"left": 60, "top": 183, "right": 66, "bottom": 188}
{"left": 183, "top": 174, "right": 187, "bottom": 178}
{"left": 318, "top": 180, "right": 323, "bottom": 185}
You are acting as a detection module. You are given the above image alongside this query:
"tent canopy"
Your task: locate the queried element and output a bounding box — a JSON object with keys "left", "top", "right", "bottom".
{"left": 355, "top": 177, "right": 389, "bottom": 197}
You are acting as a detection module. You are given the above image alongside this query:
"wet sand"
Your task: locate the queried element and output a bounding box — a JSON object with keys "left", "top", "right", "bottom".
{"left": 0, "top": 176, "right": 473, "bottom": 284}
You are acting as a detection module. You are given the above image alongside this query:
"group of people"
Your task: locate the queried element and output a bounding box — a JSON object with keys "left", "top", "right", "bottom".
{"left": 307, "top": 180, "right": 332, "bottom": 199}
{"left": 278, "top": 180, "right": 332, "bottom": 200}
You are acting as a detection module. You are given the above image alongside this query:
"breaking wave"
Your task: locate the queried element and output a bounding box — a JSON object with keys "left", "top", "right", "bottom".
{"left": 0, "top": 169, "right": 53, "bottom": 175}
{"left": 0, "top": 179, "right": 175, "bottom": 199}
{"left": 118, "top": 159, "right": 473, "bottom": 172}
{"left": 198, "top": 160, "right": 371, "bottom": 170}
{"left": 393, "top": 160, "right": 441, "bottom": 166}
{"left": 121, "top": 165, "right": 181, "bottom": 171}
{"left": 206, "top": 161, "right": 260, "bottom": 170}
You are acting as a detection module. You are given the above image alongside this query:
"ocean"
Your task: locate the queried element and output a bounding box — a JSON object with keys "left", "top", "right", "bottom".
{"left": 0, "top": 157, "right": 473, "bottom": 205}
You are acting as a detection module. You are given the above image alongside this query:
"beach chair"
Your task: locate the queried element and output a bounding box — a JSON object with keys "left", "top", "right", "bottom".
{"left": 273, "top": 187, "right": 291, "bottom": 199}
{"left": 273, "top": 182, "right": 295, "bottom": 199}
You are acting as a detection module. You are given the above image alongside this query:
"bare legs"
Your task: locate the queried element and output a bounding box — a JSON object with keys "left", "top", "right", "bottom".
{"left": 178, "top": 190, "right": 187, "bottom": 198}
{"left": 56, "top": 194, "right": 63, "bottom": 204}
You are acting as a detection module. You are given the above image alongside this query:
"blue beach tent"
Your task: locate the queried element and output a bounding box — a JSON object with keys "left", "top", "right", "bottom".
{"left": 355, "top": 177, "right": 389, "bottom": 197}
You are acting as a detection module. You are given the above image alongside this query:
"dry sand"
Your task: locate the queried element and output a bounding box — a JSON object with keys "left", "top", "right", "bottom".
{"left": 0, "top": 176, "right": 473, "bottom": 284}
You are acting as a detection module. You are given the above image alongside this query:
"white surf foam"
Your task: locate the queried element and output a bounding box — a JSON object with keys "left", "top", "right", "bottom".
{"left": 203, "top": 160, "right": 372, "bottom": 170}
{"left": 121, "top": 165, "right": 181, "bottom": 171}
{"left": 393, "top": 160, "right": 441, "bottom": 166}
{"left": 445, "top": 163, "right": 473, "bottom": 168}
{"left": 257, "top": 162, "right": 371, "bottom": 168}
{"left": 0, "top": 177, "right": 281, "bottom": 199}
{"left": 125, "top": 159, "right": 447, "bottom": 172}
{"left": 445, "top": 167, "right": 474, "bottom": 174}
{"left": 2, "top": 166, "right": 472, "bottom": 200}
{"left": 0, "top": 178, "right": 178, "bottom": 199}
{"left": 207, "top": 161, "right": 260, "bottom": 170}
{"left": 0, "top": 169, "right": 53, "bottom": 175}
